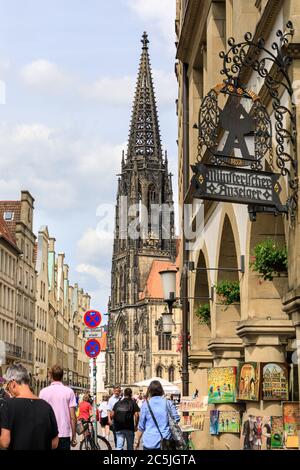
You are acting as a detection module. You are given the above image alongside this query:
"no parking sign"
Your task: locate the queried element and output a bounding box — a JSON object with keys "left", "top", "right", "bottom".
{"left": 84, "top": 339, "right": 101, "bottom": 358}
{"left": 84, "top": 310, "right": 102, "bottom": 329}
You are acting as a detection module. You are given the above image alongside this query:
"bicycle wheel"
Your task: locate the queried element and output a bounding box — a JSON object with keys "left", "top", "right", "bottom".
{"left": 97, "top": 435, "right": 112, "bottom": 450}
{"left": 80, "top": 438, "right": 93, "bottom": 450}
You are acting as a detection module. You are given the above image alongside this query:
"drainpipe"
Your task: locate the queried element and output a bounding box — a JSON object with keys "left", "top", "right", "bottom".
{"left": 181, "top": 62, "right": 189, "bottom": 397}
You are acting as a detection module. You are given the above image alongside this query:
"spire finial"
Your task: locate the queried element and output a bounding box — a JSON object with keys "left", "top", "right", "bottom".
{"left": 141, "top": 31, "right": 149, "bottom": 49}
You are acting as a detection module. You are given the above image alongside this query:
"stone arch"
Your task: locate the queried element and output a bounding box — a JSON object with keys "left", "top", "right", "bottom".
{"left": 156, "top": 365, "right": 163, "bottom": 378}
{"left": 192, "top": 248, "right": 212, "bottom": 351}
{"left": 246, "top": 213, "right": 288, "bottom": 320}
{"left": 215, "top": 212, "right": 241, "bottom": 338}
{"left": 168, "top": 365, "right": 175, "bottom": 382}
{"left": 115, "top": 315, "right": 127, "bottom": 385}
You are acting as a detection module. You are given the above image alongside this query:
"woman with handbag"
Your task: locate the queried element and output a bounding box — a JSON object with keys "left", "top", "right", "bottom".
{"left": 134, "top": 380, "right": 180, "bottom": 450}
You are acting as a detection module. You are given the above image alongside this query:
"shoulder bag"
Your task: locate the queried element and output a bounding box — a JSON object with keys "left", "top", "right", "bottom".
{"left": 165, "top": 399, "right": 188, "bottom": 450}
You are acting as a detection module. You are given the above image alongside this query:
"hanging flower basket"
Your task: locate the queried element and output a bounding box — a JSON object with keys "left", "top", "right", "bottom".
{"left": 215, "top": 280, "right": 240, "bottom": 308}
{"left": 250, "top": 239, "right": 288, "bottom": 281}
{"left": 195, "top": 303, "right": 210, "bottom": 325}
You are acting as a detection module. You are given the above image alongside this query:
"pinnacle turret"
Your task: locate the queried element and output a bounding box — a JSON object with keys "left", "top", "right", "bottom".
{"left": 127, "top": 32, "right": 162, "bottom": 161}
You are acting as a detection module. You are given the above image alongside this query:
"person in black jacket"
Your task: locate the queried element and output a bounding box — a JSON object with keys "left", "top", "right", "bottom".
{"left": 111, "top": 388, "right": 139, "bottom": 450}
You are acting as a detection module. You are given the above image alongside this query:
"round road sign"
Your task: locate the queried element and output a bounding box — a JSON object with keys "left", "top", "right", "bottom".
{"left": 84, "top": 310, "right": 102, "bottom": 329}
{"left": 85, "top": 339, "right": 101, "bottom": 358}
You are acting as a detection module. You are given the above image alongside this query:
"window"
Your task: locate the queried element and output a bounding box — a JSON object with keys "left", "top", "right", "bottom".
{"left": 3, "top": 211, "right": 14, "bottom": 221}
{"left": 156, "top": 365, "right": 163, "bottom": 378}
{"left": 168, "top": 366, "right": 175, "bottom": 383}
{"left": 158, "top": 333, "right": 172, "bottom": 351}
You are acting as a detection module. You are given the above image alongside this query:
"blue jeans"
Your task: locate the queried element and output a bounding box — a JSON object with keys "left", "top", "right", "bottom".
{"left": 116, "top": 430, "right": 134, "bottom": 450}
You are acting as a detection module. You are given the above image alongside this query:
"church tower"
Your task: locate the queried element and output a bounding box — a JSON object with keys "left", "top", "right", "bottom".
{"left": 106, "top": 33, "right": 176, "bottom": 387}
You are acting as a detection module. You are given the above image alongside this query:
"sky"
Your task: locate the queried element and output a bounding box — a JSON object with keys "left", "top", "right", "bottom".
{"left": 0, "top": 0, "right": 178, "bottom": 313}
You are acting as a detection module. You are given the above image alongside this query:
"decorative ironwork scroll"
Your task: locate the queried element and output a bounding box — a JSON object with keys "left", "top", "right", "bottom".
{"left": 195, "top": 21, "right": 297, "bottom": 222}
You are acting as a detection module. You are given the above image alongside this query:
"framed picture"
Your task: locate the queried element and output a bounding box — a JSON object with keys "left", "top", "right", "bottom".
{"left": 180, "top": 413, "right": 206, "bottom": 431}
{"left": 218, "top": 411, "right": 240, "bottom": 433}
{"left": 262, "top": 363, "right": 289, "bottom": 401}
{"left": 237, "top": 362, "right": 260, "bottom": 401}
{"left": 210, "top": 410, "right": 219, "bottom": 435}
{"left": 271, "top": 416, "right": 284, "bottom": 449}
{"left": 282, "top": 402, "right": 299, "bottom": 448}
{"left": 208, "top": 366, "right": 237, "bottom": 403}
{"left": 240, "top": 415, "right": 271, "bottom": 450}
{"left": 179, "top": 396, "right": 208, "bottom": 412}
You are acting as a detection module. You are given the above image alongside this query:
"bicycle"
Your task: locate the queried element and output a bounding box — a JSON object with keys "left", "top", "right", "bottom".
{"left": 79, "top": 418, "right": 112, "bottom": 450}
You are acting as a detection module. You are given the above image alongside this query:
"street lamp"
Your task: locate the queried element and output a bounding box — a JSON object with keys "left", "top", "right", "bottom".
{"left": 159, "top": 267, "right": 178, "bottom": 334}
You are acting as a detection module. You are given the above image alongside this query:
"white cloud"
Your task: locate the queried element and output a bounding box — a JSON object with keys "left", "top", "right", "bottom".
{"left": 83, "top": 69, "right": 175, "bottom": 107}
{"left": 77, "top": 228, "right": 113, "bottom": 264}
{"left": 84, "top": 75, "right": 135, "bottom": 105}
{"left": 0, "top": 122, "right": 124, "bottom": 212}
{"left": 20, "top": 59, "right": 73, "bottom": 93}
{"left": 76, "top": 263, "right": 109, "bottom": 285}
{"left": 127, "top": 0, "right": 176, "bottom": 49}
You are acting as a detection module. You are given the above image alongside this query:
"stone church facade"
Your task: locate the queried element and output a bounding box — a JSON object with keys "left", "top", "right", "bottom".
{"left": 106, "top": 33, "right": 181, "bottom": 388}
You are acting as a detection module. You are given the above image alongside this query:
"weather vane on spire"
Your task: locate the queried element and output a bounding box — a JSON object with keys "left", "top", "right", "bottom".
{"left": 141, "top": 31, "right": 149, "bottom": 49}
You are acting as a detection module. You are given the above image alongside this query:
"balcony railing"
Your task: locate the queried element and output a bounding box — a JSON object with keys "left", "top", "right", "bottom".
{"left": 5, "top": 342, "right": 22, "bottom": 359}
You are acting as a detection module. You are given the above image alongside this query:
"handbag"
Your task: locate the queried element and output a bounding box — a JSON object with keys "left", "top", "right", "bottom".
{"left": 146, "top": 400, "right": 177, "bottom": 450}
{"left": 165, "top": 399, "right": 188, "bottom": 450}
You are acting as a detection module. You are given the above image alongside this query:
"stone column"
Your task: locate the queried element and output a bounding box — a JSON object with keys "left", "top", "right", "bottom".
{"left": 208, "top": 338, "right": 244, "bottom": 450}
{"left": 237, "top": 320, "right": 295, "bottom": 444}
{"left": 282, "top": 291, "right": 300, "bottom": 449}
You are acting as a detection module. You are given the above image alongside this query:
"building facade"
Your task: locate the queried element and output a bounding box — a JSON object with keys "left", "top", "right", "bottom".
{"left": 0, "top": 215, "right": 21, "bottom": 368}
{"left": 106, "top": 33, "right": 180, "bottom": 388}
{"left": 0, "top": 191, "right": 36, "bottom": 374}
{"left": 176, "top": 0, "right": 300, "bottom": 450}
{"left": 0, "top": 191, "right": 91, "bottom": 392}
{"left": 34, "top": 226, "right": 90, "bottom": 392}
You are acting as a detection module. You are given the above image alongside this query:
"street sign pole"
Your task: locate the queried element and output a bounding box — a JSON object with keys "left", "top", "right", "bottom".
{"left": 92, "top": 357, "right": 97, "bottom": 446}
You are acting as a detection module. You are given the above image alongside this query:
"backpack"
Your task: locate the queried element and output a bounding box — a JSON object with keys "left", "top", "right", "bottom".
{"left": 114, "top": 399, "right": 134, "bottom": 428}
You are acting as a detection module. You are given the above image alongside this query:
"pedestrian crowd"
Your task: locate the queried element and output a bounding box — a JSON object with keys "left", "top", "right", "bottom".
{"left": 0, "top": 362, "right": 182, "bottom": 450}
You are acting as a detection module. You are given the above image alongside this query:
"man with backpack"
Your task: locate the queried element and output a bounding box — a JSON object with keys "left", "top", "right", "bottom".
{"left": 111, "top": 388, "right": 140, "bottom": 450}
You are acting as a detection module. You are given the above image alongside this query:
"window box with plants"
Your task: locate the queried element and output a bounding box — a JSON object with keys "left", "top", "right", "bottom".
{"left": 250, "top": 239, "right": 288, "bottom": 281}
{"left": 215, "top": 280, "right": 240, "bottom": 309}
{"left": 195, "top": 303, "right": 210, "bottom": 325}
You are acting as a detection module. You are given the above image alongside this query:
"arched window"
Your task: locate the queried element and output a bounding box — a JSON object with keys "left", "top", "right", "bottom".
{"left": 168, "top": 366, "right": 175, "bottom": 383}
{"left": 156, "top": 365, "right": 163, "bottom": 378}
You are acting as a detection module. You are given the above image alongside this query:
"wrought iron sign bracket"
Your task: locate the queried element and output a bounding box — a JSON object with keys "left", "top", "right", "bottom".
{"left": 192, "top": 21, "right": 298, "bottom": 224}
{"left": 248, "top": 203, "right": 289, "bottom": 222}
{"left": 187, "top": 256, "right": 245, "bottom": 274}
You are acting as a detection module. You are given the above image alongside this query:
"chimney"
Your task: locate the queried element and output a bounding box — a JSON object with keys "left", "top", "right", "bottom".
{"left": 20, "top": 191, "right": 35, "bottom": 230}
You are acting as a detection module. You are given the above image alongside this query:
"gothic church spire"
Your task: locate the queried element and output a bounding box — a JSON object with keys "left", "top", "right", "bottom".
{"left": 127, "top": 32, "right": 162, "bottom": 160}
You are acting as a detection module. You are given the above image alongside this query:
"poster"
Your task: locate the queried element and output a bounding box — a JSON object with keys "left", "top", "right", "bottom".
{"left": 271, "top": 416, "right": 284, "bottom": 449}
{"left": 237, "top": 362, "right": 260, "bottom": 401}
{"left": 179, "top": 396, "right": 208, "bottom": 412}
{"left": 180, "top": 413, "right": 206, "bottom": 431}
{"left": 218, "top": 411, "right": 240, "bottom": 433}
{"left": 210, "top": 410, "right": 219, "bottom": 435}
{"left": 240, "top": 415, "right": 272, "bottom": 450}
{"left": 283, "top": 402, "right": 299, "bottom": 449}
{"left": 262, "top": 363, "right": 289, "bottom": 401}
{"left": 208, "top": 367, "right": 237, "bottom": 403}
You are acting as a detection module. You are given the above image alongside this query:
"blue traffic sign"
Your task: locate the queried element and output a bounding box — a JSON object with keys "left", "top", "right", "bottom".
{"left": 85, "top": 339, "right": 101, "bottom": 358}
{"left": 84, "top": 310, "right": 102, "bottom": 329}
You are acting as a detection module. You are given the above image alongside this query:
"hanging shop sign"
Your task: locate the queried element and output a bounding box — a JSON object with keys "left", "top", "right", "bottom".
{"left": 191, "top": 21, "right": 297, "bottom": 222}
{"left": 192, "top": 164, "right": 282, "bottom": 208}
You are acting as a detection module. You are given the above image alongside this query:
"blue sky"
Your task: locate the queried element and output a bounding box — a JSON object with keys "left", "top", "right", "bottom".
{"left": 0, "top": 0, "right": 177, "bottom": 312}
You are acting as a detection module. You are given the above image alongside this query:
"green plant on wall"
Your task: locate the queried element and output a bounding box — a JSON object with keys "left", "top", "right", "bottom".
{"left": 250, "top": 239, "right": 288, "bottom": 281}
{"left": 195, "top": 303, "right": 210, "bottom": 325}
{"left": 215, "top": 280, "right": 240, "bottom": 307}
